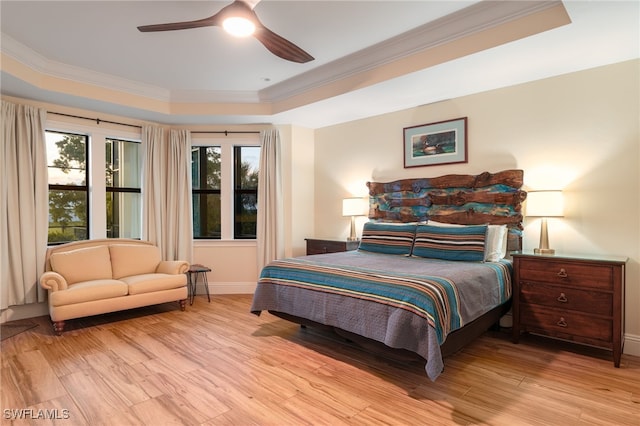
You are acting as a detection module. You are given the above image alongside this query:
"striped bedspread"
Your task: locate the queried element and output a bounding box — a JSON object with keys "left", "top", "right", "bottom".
{"left": 251, "top": 250, "right": 512, "bottom": 380}
{"left": 255, "top": 252, "right": 512, "bottom": 344}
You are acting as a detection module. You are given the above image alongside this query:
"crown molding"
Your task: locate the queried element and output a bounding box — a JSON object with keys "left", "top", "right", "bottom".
{"left": 1, "top": 33, "right": 171, "bottom": 101}
{"left": 1, "top": 1, "right": 566, "bottom": 108}
{"left": 260, "top": 1, "right": 567, "bottom": 102}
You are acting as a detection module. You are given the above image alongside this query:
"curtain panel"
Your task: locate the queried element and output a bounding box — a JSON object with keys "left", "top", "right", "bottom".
{"left": 256, "top": 129, "right": 284, "bottom": 272}
{"left": 1, "top": 101, "right": 49, "bottom": 309}
{"left": 142, "top": 126, "right": 193, "bottom": 262}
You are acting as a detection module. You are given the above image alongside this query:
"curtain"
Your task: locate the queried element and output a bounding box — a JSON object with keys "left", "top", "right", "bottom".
{"left": 142, "top": 126, "right": 193, "bottom": 262}
{"left": 1, "top": 101, "right": 48, "bottom": 309}
{"left": 256, "top": 129, "right": 284, "bottom": 272}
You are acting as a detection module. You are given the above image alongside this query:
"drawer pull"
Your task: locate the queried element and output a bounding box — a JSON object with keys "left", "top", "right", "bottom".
{"left": 557, "top": 293, "right": 568, "bottom": 303}
{"left": 557, "top": 317, "right": 568, "bottom": 327}
{"left": 557, "top": 268, "right": 568, "bottom": 278}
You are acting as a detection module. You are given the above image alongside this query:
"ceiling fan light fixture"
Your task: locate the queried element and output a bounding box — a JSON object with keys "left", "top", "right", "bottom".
{"left": 223, "top": 16, "right": 256, "bottom": 37}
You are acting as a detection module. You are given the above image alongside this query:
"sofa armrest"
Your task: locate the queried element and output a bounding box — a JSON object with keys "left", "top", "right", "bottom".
{"left": 40, "top": 271, "right": 69, "bottom": 292}
{"left": 156, "top": 260, "right": 190, "bottom": 275}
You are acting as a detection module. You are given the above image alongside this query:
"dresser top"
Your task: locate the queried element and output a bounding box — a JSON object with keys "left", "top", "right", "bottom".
{"left": 510, "top": 251, "right": 628, "bottom": 264}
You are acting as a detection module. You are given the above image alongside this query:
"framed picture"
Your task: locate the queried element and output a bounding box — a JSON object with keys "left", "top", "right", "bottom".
{"left": 403, "top": 117, "right": 468, "bottom": 168}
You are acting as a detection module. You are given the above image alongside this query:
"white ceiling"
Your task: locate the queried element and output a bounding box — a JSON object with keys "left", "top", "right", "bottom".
{"left": 1, "top": 0, "right": 638, "bottom": 129}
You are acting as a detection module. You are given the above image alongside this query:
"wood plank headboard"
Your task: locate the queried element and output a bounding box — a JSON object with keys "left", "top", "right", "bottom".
{"left": 366, "top": 169, "right": 527, "bottom": 252}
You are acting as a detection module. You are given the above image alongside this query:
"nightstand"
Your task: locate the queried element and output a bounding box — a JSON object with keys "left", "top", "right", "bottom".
{"left": 511, "top": 252, "right": 627, "bottom": 367}
{"left": 305, "top": 238, "right": 359, "bottom": 255}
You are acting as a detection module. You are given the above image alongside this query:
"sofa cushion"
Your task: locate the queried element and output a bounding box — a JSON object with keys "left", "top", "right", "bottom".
{"left": 120, "top": 273, "right": 187, "bottom": 295}
{"left": 49, "top": 246, "right": 113, "bottom": 285}
{"left": 49, "top": 279, "right": 128, "bottom": 307}
{"left": 109, "top": 244, "right": 162, "bottom": 279}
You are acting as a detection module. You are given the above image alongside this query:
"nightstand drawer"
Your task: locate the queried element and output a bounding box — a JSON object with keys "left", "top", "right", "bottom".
{"left": 517, "top": 258, "right": 612, "bottom": 290}
{"left": 520, "top": 306, "right": 612, "bottom": 343}
{"left": 520, "top": 282, "right": 613, "bottom": 316}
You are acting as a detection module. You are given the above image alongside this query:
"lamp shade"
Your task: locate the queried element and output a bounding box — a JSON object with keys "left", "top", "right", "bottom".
{"left": 526, "top": 190, "right": 564, "bottom": 217}
{"left": 342, "top": 197, "right": 368, "bottom": 217}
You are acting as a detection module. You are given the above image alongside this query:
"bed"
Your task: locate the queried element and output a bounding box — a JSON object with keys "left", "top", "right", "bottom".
{"left": 251, "top": 169, "right": 526, "bottom": 380}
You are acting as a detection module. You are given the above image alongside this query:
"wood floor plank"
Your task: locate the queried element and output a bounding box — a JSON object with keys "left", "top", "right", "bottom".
{"left": 58, "top": 369, "right": 142, "bottom": 425}
{"left": 1, "top": 294, "right": 639, "bottom": 425}
{"left": 5, "top": 349, "right": 68, "bottom": 406}
{"left": 83, "top": 350, "right": 153, "bottom": 406}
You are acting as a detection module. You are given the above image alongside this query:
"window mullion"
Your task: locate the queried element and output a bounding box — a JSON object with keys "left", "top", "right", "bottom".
{"left": 90, "top": 133, "right": 107, "bottom": 239}
{"left": 220, "top": 144, "right": 233, "bottom": 240}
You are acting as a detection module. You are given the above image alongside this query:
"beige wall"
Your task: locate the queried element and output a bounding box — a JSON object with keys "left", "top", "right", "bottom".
{"left": 314, "top": 59, "right": 640, "bottom": 356}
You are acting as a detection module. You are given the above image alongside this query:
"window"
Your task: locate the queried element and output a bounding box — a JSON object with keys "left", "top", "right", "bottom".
{"left": 191, "top": 141, "right": 259, "bottom": 240}
{"left": 192, "top": 146, "right": 222, "bottom": 239}
{"left": 234, "top": 146, "right": 260, "bottom": 239}
{"left": 46, "top": 130, "right": 89, "bottom": 244}
{"left": 106, "top": 138, "right": 141, "bottom": 238}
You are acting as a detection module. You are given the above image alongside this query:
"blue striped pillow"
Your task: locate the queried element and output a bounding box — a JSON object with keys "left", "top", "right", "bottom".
{"left": 358, "top": 222, "right": 417, "bottom": 255}
{"left": 413, "top": 224, "right": 487, "bottom": 261}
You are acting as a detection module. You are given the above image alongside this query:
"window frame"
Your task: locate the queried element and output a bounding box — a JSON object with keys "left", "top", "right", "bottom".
{"left": 191, "top": 135, "right": 260, "bottom": 241}
{"left": 105, "top": 137, "right": 142, "bottom": 239}
{"left": 45, "top": 119, "right": 142, "bottom": 242}
{"left": 233, "top": 145, "right": 260, "bottom": 240}
{"left": 191, "top": 146, "right": 222, "bottom": 240}
{"left": 45, "top": 130, "right": 90, "bottom": 244}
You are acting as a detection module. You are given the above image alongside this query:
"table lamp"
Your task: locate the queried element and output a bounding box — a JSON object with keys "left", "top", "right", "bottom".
{"left": 526, "top": 190, "right": 564, "bottom": 255}
{"left": 342, "top": 197, "right": 368, "bottom": 241}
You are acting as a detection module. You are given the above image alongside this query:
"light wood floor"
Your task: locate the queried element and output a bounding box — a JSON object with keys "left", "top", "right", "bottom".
{"left": 1, "top": 294, "right": 639, "bottom": 426}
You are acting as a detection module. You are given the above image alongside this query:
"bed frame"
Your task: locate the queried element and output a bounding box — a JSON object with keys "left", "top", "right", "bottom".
{"left": 271, "top": 169, "right": 526, "bottom": 360}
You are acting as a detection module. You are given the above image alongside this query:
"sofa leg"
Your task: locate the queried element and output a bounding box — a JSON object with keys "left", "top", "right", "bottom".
{"left": 179, "top": 299, "right": 186, "bottom": 311}
{"left": 52, "top": 321, "right": 65, "bottom": 335}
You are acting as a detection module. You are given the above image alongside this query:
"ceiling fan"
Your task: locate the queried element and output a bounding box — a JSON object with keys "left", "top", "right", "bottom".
{"left": 137, "top": 0, "right": 314, "bottom": 63}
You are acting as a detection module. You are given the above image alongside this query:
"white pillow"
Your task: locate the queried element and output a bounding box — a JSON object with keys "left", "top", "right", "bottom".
{"left": 427, "top": 220, "right": 507, "bottom": 262}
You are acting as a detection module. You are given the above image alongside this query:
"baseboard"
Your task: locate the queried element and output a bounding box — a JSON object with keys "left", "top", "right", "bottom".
{"left": 0, "top": 302, "right": 48, "bottom": 324}
{"left": 624, "top": 333, "right": 640, "bottom": 357}
{"left": 200, "top": 282, "right": 257, "bottom": 295}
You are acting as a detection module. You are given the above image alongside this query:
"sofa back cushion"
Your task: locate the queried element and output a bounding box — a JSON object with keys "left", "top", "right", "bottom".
{"left": 49, "top": 245, "right": 113, "bottom": 285}
{"left": 109, "top": 244, "right": 161, "bottom": 279}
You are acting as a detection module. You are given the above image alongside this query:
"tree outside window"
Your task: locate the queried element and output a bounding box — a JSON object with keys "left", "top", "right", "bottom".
{"left": 234, "top": 146, "right": 259, "bottom": 239}
{"left": 191, "top": 144, "right": 259, "bottom": 239}
{"left": 46, "top": 131, "right": 88, "bottom": 243}
{"left": 192, "top": 146, "right": 222, "bottom": 238}
{"left": 106, "top": 138, "right": 141, "bottom": 238}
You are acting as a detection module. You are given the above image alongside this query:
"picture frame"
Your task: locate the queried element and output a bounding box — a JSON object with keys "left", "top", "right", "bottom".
{"left": 403, "top": 117, "right": 468, "bottom": 168}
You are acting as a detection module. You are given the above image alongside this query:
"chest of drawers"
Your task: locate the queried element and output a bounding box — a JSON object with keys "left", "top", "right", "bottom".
{"left": 511, "top": 252, "right": 627, "bottom": 367}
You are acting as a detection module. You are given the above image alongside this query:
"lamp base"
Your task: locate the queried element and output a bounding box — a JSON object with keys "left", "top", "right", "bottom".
{"left": 534, "top": 248, "right": 555, "bottom": 255}
{"left": 347, "top": 237, "right": 359, "bottom": 242}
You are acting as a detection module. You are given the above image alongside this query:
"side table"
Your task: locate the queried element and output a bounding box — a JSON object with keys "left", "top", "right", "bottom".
{"left": 187, "top": 264, "right": 212, "bottom": 305}
{"left": 511, "top": 252, "right": 627, "bottom": 367}
{"left": 305, "top": 238, "right": 359, "bottom": 255}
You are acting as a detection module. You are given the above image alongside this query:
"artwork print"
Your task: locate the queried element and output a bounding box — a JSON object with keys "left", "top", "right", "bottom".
{"left": 403, "top": 117, "right": 468, "bottom": 168}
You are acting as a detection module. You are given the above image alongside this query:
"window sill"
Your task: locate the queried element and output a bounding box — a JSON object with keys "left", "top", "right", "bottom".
{"left": 193, "top": 240, "right": 257, "bottom": 248}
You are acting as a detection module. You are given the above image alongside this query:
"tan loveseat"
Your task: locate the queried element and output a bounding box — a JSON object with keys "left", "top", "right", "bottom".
{"left": 40, "top": 239, "right": 189, "bottom": 334}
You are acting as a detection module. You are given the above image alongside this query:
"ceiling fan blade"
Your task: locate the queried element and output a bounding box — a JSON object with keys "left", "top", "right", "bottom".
{"left": 243, "top": 0, "right": 262, "bottom": 10}
{"left": 138, "top": 0, "right": 257, "bottom": 32}
{"left": 253, "top": 26, "right": 314, "bottom": 63}
{"left": 137, "top": 15, "right": 222, "bottom": 32}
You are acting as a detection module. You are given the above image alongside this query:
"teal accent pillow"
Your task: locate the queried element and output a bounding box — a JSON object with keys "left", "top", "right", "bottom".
{"left": 413, "top": 224, "right": 488, "bottom": 261}
{"left": 358, "top": 222, "right": 417, "bottom": 255}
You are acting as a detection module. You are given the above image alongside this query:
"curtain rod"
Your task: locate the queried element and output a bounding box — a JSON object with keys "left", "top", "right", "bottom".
{"left": 191, "top": 131, "right": 261, "bottom": 135}
{"left": 48, "top": 111, "right": 142, "bottom": 129}
{"left": 48, "top": 112, "right": 261, "bottom": 135}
